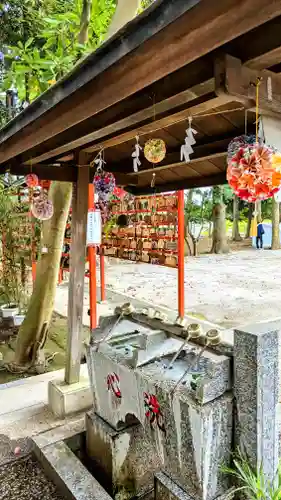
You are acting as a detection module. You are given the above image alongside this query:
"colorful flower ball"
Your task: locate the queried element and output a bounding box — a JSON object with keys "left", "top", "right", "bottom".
{"left": 25, "top": 173, "right": 39, "bottom": 188}
{"left": 93, "top": 171, "right": 115, "bottom": 201}
{"left": 31, "top": 194, "right": 54, "bottom": 220}
{"left": 227, "top": 144, "right": 281, "bottom": 202}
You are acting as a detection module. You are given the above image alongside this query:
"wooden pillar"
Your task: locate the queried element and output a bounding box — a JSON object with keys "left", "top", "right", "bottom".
{"left": 177, "top": 190, "right": 185, "bottom": 318}
{"left": 65, "top": 157, "right": 90, "bottom": 385}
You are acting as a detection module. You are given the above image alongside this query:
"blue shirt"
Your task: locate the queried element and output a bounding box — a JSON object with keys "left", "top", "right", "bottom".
{"left": 257, "top": 223, "right": 264, "bottom": 237}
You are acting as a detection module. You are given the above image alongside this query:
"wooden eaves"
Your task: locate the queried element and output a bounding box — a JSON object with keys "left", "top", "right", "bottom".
{"left": 1, "top": 0, "right": 281, "bottom": 193}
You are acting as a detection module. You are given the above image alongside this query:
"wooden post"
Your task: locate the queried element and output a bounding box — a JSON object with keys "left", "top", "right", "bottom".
{"left": 88, "top": 184, "right": 97, "bottom": 330}
{"left": 65, "top": 158, "right": 89, "bottom": 385}
{"left": 177, "top": 190, "right": 185, "bottom": 318}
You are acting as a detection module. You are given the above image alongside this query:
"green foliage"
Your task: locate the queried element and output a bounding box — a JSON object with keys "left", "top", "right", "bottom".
{"left": 140, "top": 0, "right": 155, "bottom": 11}
{"left": 1, "top": 0, "right": 116, "bottom": 102}
{"left": 221, "top": 448, "right": 281, "bottom": 500}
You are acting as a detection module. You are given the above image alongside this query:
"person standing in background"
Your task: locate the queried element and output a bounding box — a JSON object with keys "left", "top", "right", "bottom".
{"left": 256, "top": 220, "right": 265, "bottom": 249}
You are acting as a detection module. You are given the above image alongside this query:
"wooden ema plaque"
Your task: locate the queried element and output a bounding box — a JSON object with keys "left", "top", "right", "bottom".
{"left": 102, "top": 193, "right": 178, "bottom": 268}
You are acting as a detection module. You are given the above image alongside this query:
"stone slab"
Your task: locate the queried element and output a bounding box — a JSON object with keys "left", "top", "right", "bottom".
{"left": 155, "top": 472, "right": 193, "bottom": 500}
{"left": 155, "top": 472, "right": 235, "bottom": 500}
{"left": 32, "top": 416, "right": 85, "bottom": 449}
{"left": 86, "top": 410, "right": 161, "bottom": 500}
{"left": 48, "top": 378, "right": 93, "bottom": 418}
{"left": 33, "top": 439, "right": 112, "bottom": 500}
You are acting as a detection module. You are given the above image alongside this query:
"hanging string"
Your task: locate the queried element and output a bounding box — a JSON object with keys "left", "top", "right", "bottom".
{"left": 255, "top": 77, "right": 262, "bottom": 143}
{"left": 87, "top": 106, "right": 246, "bottom": 155}
{"left": 244, "top": 109, "right": 248, "bottom": 136}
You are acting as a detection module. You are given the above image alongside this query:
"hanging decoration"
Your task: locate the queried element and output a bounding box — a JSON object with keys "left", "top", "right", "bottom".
{"left": 227, "top": 144, "right": 281, "bottom": 202}
{"left": 144, "top": 138, "right": 166, "bottom": 164}
{"left": 227, "top": 135, "right": 257, "bottom": 161}
{"left": 227, "top": 78, "right": 281, "bottom": 202}
{"left": 113, "top": 186, "right": 127, "bottom": 200}
{"left": 151, "top": 172, "right": 156, "bottom": 189}
{"left": 132, "top": 135, "right": 142, "bottom": 172}
{"left": 107, "top": 373, "right": 122, "bottom": 399}
{"left": 25, "top": 173, "right": 39, "bottom": 188}
{"left": 144, "top": 392, "right": 166, "bottom": 434}
{"left": 272, "top": 154, "right": 281, "bottom": 202}
{"left": 93, "top": 170, "right": 116, "bottom": 200}
{"left": 180, "top": 117, "right": 197, "bottom": 163}
{"left": 31, "top": 190, "right": 54, "bottom": 220}
{"left": 93, "top": 150, "right": 116, "bottom": 224}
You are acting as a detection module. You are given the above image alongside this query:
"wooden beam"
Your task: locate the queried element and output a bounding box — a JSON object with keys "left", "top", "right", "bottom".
{"left": 8, "top": 163, "right": 138, "bottom": 185}
{"left": 84, "top": 94, "right": 233, "bottom": 154}
{"left": 215, "top": 54, "right": 281, "bottom": 113}
{"left": 223, "top": 16, "right": 281, "bottom": 71}
{"left": 65, "top": 154, "right": 90, "bottom": 385}
{"left": 129, "top": 172, "right": 227, "bottom": 195}
{"left": 247, "top": 47, "right": 281, "bottom": 71}
{"left": 22, "top": 78, "right": 214, "bottom": 164}
{"left": 9, "top": 163, "right": 78, "bottom": 182}
{"left": 2, "top": 0, "right": 281, "bottom": 164}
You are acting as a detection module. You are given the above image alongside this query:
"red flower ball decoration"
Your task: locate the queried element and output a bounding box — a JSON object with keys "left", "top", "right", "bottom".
{"left": 113, "top": 186, "right": 126, "bottom": 200}
{"left": 227, "top": 144, "right": 281, "bottom": 202}
{"left": 25, "top": 173, "right": 39, "bottom": 188}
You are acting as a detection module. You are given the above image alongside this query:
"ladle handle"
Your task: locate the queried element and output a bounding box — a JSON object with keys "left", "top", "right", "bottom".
{"left": 166, "top": 335, "right": 190, "bottom": 370}
{"left": 172, "top": 342, "right": 209, "bottom": 394}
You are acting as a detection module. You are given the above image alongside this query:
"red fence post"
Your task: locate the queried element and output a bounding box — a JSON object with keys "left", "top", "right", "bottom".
{"left": 177, "top": 190, "right": 185, "bottom": 318}
{"left": 88, "top": 184, "right": 97, "bottom": 329}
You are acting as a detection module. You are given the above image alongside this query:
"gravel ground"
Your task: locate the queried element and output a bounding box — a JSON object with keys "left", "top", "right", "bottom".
{"left": 96, "top": 248, "right": 281, "bottom": 328}
{"left": 0, "top": 455, "right": 66, "bottom": 500}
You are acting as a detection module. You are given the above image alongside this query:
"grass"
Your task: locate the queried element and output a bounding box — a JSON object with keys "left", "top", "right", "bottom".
{"left": 0, "top": 312, "right": 90, "bottom": 385}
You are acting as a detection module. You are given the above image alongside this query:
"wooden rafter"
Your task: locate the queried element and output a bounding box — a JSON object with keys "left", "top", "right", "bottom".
{"left": 215, "top": 54, "right": 281, "bottom": 114}
{"left": 1, "top": 0, "right": 281, "bottom": 165}
{"left": 129, "top": 172, "right": 227, "bottom": 195}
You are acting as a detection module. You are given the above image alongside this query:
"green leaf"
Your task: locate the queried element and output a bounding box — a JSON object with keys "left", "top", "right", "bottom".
{"left": 25, "top": 37, "right": 34, "bottom": 49}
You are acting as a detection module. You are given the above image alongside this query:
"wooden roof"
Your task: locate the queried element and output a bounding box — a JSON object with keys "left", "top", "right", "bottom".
{"left": 1, "top": 0, "right": 281, "bottom": 193}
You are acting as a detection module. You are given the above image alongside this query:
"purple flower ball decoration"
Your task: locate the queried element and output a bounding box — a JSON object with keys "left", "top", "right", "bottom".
{"left": 93, "top": 170, "right": 115, "bottom": 203}
{"left": 227, "top": 135, "right": 257, "bottom": 162}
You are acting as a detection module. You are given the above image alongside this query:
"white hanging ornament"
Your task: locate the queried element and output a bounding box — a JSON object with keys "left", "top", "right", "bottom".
{"left": 132, "top": 135, "right": 142, "bottom": 172}
{"left": 94, "top": 151, "right": 106, "bottom": 171}
{"left": 180, "top": 117, "right": 197, "bottom": 163}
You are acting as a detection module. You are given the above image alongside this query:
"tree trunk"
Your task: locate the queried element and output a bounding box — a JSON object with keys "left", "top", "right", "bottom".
{"left": 256, "top": 200, "right": 262, "bottom": 223}
{"left": 9, "top": 0, "right": 95, "bottom": 371}
{"left": 105, "top": 0, "right": 142, "bottom": 40}
{"left": 78, "top": 0, "right": 92, "bottom": 44}
{"left": 232, "top": 195, "right": 241, "bottom": 241}
{"left": 271, "top": 197, "right": 280, "bottom": 250}
{"left": 245, "top": 204, "right": 253, "bottom": 238}
{"left": 211, "top": 186, "right": 229, "bottom": 254}
{"left": 11, "top": 182, "right": 72, "bottom": 370}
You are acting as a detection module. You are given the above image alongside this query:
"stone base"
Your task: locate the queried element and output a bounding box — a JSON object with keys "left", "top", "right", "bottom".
{"left": 48, "top": 378, "right": 93, "bottom": 418}
{"left": 86, "top": 410, "right": 161, "bottom": 500}
{"left": 155, "top": 472, "right": 235, "bottom": 500}
{"left": 33, "top": 435, "right": 111, "bottom": 500}
{"left": 155, "top": 472, "right": 193, "bottom": 500}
